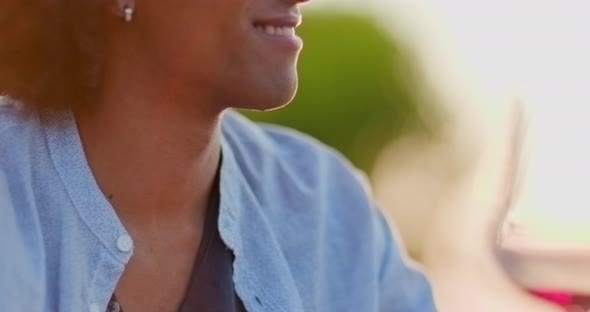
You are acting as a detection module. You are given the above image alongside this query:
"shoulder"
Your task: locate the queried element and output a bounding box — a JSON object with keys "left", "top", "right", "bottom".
{"left": 0, "top": 97, "right": 41, "bottom": 153}
{"left": 220, "top": 111, "right": 437, "bottom": 311}
{"left": 0, "top": 97, "right": 43, "bottom": 170}
{"left": 0, "top": 103, "right": 47, "bottom": 309}
{"left": 221, "top": 110, "right": 378, "bottom": 264}
{"left": 0, "top": 97, "right": 35, "bottom": 134}
{"left": 221, "top": 110, "right": 377, "bottom": 260}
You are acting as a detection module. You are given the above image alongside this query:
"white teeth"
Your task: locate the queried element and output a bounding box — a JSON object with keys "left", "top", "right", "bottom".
{"left": 265, "top": 25, "right": 275, "bottom": 35}
{"left": 256, "top": 24, "right": 295, "bottom": 37}
{"left": 284, "top": 27, "right": 295, "bottom": 37}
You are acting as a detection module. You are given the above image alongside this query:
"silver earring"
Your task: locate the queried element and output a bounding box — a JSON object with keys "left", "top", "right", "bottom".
{"left": 123, "top": 5, "right": 134, "bottom": 23}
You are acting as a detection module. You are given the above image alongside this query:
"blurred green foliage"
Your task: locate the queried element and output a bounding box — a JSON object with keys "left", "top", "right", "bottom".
{"left": 242, "top": 12, "right": 438, "bottom": 174}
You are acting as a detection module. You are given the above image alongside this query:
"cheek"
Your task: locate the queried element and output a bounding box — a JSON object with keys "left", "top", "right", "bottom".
{"left": 139, "top": 2, "right": 247, "bottom": 72}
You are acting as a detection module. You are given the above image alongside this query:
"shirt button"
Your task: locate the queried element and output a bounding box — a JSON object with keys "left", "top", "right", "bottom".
{"left": 109, "top": 301, "right": 121, "bottom": 312}
{"left": 89, "top": 303, "right": 100, "bottom": 312}
{"left": 116, "top": 234, "right": 133, "bottom": 252}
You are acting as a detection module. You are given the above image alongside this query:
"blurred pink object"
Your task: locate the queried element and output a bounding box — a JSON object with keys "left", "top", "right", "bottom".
{"left": 529, "top": 290, "right": 573, "bottom": 307}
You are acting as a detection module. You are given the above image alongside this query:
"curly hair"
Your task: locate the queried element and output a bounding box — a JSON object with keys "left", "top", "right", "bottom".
{"left": 0, "top": 0, "right": 108, "bottom": 111}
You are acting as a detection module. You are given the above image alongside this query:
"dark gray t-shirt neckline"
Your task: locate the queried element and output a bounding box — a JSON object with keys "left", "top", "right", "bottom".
{"left": 108, "top": 168, "right": 247, "bottom": 312}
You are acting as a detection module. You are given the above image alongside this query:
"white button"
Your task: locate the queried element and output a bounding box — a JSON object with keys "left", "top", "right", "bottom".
{"left": 89, "top": 303, "right": 100, "bottom": 312}
{"left": 109, "top": 301, "right": 121, "bottom": 312}
{"left": 116, "top": 234, "right": 133, "bottom": 252}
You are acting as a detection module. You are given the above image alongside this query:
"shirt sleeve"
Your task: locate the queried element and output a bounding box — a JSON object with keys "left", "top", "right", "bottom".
{"left": 372, "top": 206, "right": 438, "bottom": 312}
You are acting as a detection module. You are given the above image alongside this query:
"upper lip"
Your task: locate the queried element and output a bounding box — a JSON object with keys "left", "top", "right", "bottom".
{"left": 253, "top": 14, "right": 302, "bottom": 28}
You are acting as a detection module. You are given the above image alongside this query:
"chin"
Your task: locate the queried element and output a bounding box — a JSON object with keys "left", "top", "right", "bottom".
{"left": 231, "top": 76, "right": 298, "bottom": 112}
{"left": 258, "top": 87, "right": 297, "bottom": 112}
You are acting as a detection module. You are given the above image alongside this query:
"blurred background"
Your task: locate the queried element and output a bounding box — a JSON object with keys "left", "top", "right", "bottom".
{"left": 243, "top": 1, "right": 590, "bottom": 311}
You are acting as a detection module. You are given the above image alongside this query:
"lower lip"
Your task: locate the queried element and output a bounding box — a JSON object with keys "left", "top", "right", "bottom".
{"left": 255, "top": 29, "right": 303, "bottom": 52}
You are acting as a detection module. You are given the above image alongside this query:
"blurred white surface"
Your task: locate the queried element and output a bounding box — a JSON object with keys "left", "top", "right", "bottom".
{"left": 309, "top": 0, "right": 590, "bottom": 310}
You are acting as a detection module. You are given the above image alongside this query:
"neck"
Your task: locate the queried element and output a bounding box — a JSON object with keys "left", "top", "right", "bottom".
{"left": 74, "top": 78, "right": 223, "bottom": 232}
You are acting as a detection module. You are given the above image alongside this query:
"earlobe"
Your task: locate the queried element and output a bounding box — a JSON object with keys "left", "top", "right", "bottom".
{"left": 114, "top": 0, "right": 135, "bottom": 23}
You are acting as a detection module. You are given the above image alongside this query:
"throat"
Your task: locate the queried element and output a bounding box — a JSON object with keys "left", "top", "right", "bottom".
{"left": 114, "top": 228, "right": 204, "bottom": 312}
{"left": 113, "top": 171, "right": 224, "bottom": 312}
{"left": 73, "top": 94, "right": 223, "bottom": 225}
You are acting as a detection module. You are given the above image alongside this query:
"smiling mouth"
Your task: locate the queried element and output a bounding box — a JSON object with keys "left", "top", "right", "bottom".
{"left": 253, "top": 23, "right": 296, "bottom": 37}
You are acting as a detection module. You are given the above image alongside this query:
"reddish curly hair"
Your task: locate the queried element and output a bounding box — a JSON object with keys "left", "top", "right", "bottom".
{"left": 0, "top": 0, "right": 108, "bottom": 111}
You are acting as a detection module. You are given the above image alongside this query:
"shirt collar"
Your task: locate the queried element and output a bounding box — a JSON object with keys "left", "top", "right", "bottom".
{"left": 218, "top": 113, "right": 305, "bottom": 312}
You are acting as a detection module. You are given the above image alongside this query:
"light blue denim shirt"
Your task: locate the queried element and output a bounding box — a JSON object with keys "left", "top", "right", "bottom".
{"left": 0, "top": 97, "right": 436, "bottom": 312}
